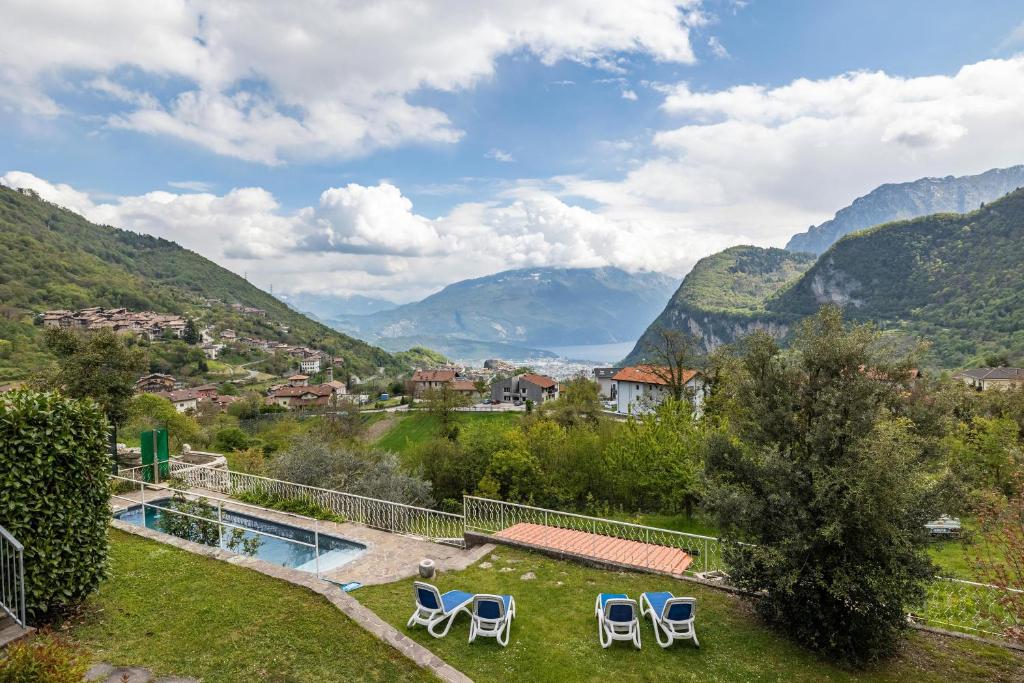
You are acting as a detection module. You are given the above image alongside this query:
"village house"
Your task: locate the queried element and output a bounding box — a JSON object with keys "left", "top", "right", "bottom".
{"left": 153, "top": 389, "right": 201, "bottom": 413}
{"left": 220, "top": 329, "right": 237, "bottom": 340}
{"left": 299, "top": 355, "right": 322, "bottom": 374}
{"left": 593, "top": 367, "right": 623, "bottom": 400}
{"left": 490, "top": 373, "right": 559, "bottom": 404}
{"left": 134, "top": 373, "right": 176, "bottom": 394}
{"left": 953, "top": 367, "right": 1024, "bottom": 391}
{"left": 266, "top": 384, "right": 339, "bottom": 409}
{"left": 201, "top": 343, "right": 223, "bottom": 360}
{"left": 451, "top": 379, "right": 479, "bottom": 397}
{"left": 193, "top": 383, "right": 219, "bottom": 399}
{"left": 612, "top": 365, "right": 705, "bottom": 416}
{"left": 407, "top": 369, "right": 457, "bottom": 396}
{"left": 287, "top": 374, "right": 309, "bottom": 387}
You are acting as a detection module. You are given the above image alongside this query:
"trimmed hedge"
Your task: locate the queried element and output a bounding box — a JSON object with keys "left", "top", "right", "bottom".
{"left": 0, "top": 390, "right": 111, "bottom": 620}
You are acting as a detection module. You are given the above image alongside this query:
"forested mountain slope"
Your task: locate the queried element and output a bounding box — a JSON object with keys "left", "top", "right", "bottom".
{"left": 0, "top": 185, "right": 398, "bottom": 380}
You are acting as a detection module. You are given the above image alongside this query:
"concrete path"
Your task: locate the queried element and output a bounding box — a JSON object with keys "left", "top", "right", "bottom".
{"left": 86, "top": 663, "right": 198, "bottom": 683}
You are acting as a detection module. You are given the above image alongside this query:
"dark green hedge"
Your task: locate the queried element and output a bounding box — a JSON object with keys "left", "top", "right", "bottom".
{"left": 0, "top": 390, "right": 111, "bottom": 620}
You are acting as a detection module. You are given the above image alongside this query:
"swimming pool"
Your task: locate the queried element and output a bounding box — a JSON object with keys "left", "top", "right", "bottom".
{"left": 114, "top": 497, "right": 365, "bottom": 573}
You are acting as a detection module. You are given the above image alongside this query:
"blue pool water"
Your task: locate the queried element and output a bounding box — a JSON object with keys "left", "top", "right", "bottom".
{"left": 114, "top": 498, "right": 365, "bottom": 573}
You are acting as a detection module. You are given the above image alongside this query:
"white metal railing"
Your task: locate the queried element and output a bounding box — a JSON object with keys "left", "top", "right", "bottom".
{"left": 0, "top": 524, "right": 26, "bottom": 628}
{"left": 463, "top": 496, "right": 728, "bottom": 576}
{"left": 136, "top": 459, "right": 466, "bottom": 547}
{"left": 110, "top": 475, "right": 328, "bottom": 576}
{"left": 914, "top": 576, "right": 1023, "bottom": 640}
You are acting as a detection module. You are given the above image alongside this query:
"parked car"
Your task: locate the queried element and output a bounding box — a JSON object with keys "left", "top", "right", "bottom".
{"left": 513, "top": 400, "right": 522, "bottom": 406}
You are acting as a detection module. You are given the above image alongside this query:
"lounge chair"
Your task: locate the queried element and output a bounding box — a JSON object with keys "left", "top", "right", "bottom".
{"left": 640, "top": 592, "right": 698, "bottom": 648}
{"left": 468, "top": 593, "right": 516, "bottom": 646}
{"left": 594, "top": 593, "right": 641, "bottom": 649}
{"left": 407, "top": 581, "right": 474, "bottom": 638}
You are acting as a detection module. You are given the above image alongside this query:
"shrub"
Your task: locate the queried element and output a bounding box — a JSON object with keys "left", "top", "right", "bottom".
{"left": 270, "top": 434, "right": 433, "bottom": 506}
{"left": 0, "top": 634, "right": 88, "bottom": 683}
{"left": 0, "top": 390, "right": 110, "bottom": 620}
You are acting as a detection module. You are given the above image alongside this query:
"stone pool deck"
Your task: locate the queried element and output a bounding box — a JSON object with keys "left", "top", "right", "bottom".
{"left": 110, "top": 487, "right": 493, "bottom": 586}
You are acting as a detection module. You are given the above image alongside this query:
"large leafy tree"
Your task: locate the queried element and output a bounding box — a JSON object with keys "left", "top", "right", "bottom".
{"left": 37, "top": 328, "right": 147, "bottom": 452}
{"left": 705, "top": 306, "right": 937, "bottom": 664}
{"left": 422, "top": 383, "right": 470, "bottom": 438}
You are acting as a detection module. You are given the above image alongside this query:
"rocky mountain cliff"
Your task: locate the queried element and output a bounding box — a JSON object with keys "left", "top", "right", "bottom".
{"left": 785, "top": 165, "right": 1024, "bottom": 254}
{"left": 624, "top": 246, "right": 814, "bottom": 362}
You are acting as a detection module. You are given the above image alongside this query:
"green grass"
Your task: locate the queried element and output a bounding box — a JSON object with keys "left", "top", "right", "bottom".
{"left": 356, "top": 546, "right": 1023, "bottom": 683}
{"left": 69, "top": 530, "right": 435, "bottom": 682}
{"left": 375, "top": 412, "right": 521, "bottom": 454}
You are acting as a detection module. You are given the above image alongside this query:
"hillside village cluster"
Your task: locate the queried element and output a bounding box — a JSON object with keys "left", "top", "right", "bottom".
{"left": 30, "top": 307, "right": 1024, "bottom": 418}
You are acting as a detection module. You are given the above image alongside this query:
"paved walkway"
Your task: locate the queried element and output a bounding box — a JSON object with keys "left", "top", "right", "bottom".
{"left": 86, "top": 663, "right": 197, "bottom": 683}
{"left": 495, "top": 522, "right": 693, "bottom": 576}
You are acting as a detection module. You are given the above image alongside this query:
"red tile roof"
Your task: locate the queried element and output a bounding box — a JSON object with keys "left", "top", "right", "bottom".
{"left": 411, "top": 369, "right": 456, "bottom": 382}
{"left": 451, "top": 380, "right": 477, "bottom": 392}
{"left": 520, "top": 373, "right": 557, "bottom": 389}
{"left": 611, "top": 365, "right": 700, "bottom": 386}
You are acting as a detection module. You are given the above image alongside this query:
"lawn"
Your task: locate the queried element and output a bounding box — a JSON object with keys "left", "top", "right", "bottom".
{"left": 375, "top": 411, "right": 522, "bottom": 454}
{"left": 68, "top": 530, "right": 435, "bottom": 683}
{"left": 355, "top": 546, "right": 1023, "bottom": 683}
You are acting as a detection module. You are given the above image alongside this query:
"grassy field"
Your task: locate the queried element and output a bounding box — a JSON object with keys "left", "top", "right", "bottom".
{"left": 356, "top": 546, "right": 1022, "bottom": 683}
{"left": 68, "top": 530, "right": 434, "bottom": 683}
{"left": 375, "top": 411, "right": 522, "bottom": 454}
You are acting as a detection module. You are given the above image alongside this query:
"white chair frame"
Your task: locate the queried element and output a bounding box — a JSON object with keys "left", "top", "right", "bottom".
{"left": 407, "top": 581, "right": 473, "bottom": 638}
{"left": 594, "top": 595, "right": 641, "bottom": 649}
{"left": 640, "top": 593, "right": 698, "bottom": 648}
{"left": 468, "top": 594, "right": 516, "bottom": 647}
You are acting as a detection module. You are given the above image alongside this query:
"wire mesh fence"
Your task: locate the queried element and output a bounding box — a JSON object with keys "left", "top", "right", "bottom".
{"left": 913, "top": 577, "right": 1023, "bottom": 642}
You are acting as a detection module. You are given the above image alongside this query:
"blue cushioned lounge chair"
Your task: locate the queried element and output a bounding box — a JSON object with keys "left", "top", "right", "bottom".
{"left": 594, "top": 593, "right": 641, "bottom": 649}
{"left": 640, "top": 592, "right": 698, "bottom": 648}
{"left": 468, "top": 593, "right": 516, "bottom": 646}
{"left": 407, "top": 581, "right": 474, "bottom": 638}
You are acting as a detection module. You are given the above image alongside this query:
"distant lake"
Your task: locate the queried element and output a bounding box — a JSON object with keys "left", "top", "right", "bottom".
{"left": 539, "top": 340, "right": 637, "bottom": 364}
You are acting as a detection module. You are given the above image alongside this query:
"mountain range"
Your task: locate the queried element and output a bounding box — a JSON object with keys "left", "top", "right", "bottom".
{"left": 328, "top": 266, "right": 678, "bottom": 360}
{"left": 785, "top": 165, "right": 1024, "bottom": 254}
{"left": 0, "top": 185, "right": 400, "bottom": 381}
{"left": 628, "top": 169, "right": 1024, "bottom": 368}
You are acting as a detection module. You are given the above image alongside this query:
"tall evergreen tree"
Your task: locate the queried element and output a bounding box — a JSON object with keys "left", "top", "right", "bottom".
{"left": 705, "top": 306, "right": 936, "bottom": 664}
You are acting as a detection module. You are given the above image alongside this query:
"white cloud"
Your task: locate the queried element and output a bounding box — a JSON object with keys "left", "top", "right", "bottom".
{"left": 485, "top": 148, "right": 515, "bottom": 163}
{"left": 707, "top": 36, "right": 729, "bottom": 59}
{"left": 0, "top": 0, "right": 701, "bottom": 163}
{"left": 6, "top": 56, "right": 1024, "bottom": 304}
{"left": 621, "top": 89, "right": 639, "bottom": 101}
{"left": 556, "top": 56, "right": 1024, "bottom": 247}
{"left": 167, "top": 180, "right": 214, "bottom": 192}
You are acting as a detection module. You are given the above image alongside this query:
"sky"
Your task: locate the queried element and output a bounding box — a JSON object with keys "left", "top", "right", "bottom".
{"left": 3, "top": 0, "right": 1024, "bottom": 304}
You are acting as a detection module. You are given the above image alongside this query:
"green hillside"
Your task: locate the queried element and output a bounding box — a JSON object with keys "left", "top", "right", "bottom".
{"left": 624, "top": 246, "right": 814, "bottom": 362}
{"left": 0, "top": 185, "right": 399, "bottom": 380}
{"left": 630, "top": 189, "right": 1024, "bottom": 368}
{"left": 767, "top": 188, "right": 1024, "bottom": 365}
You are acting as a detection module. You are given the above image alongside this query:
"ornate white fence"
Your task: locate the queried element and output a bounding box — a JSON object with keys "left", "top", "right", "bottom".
{"left": 463, "top": 496, "right": 728, "bottom": 576}
{"left": 140, "top": 460, "right": 467, "bottom": 547}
